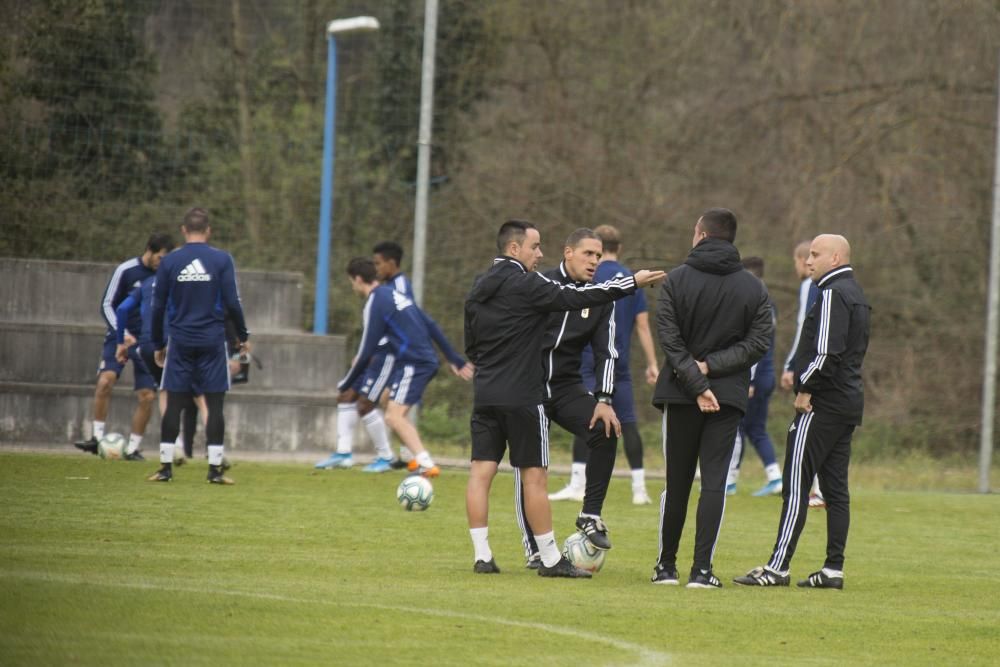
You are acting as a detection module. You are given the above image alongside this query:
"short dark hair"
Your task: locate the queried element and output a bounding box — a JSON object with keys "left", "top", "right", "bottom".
{"left": 182, "top": 207, "right": 210, "bottom": 234}
{"left": 593, "top": 224, "right": 621, "bottom": 253}
{"left": 742, "top": 256, "right": 764, "bottom": 278}
{"left": 496, "top": 219, "right": 536, "bottom": 254}
{"left": 565, "top": 228, "right": 600, "bottom": 248}
{"left": 698, "top": 208, "right": 737, "bottom": 243}
{"left": 346, "top": 257, "right": 377, "bottom": 283}
{"left": 372, "top": 241, "right": 403, "bottom": 265}
{"left": 146, "top": 232, "right": 174, "bottom": 253}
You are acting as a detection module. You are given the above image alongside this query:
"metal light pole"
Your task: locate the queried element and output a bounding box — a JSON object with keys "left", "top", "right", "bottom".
{"left": 411, "top": 0, "right": 439, "bottom": 305}
{"left": 313, "top": 16, "right": 380, "bottom": 335}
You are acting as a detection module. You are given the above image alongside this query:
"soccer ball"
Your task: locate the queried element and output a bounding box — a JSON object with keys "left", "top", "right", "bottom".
{"left": 396, "top": 475, "right": 434, "bottom": 511}
{"left": 98, "top": 433, "right": 127, "bottom": 460}
{"left": 563, "top": 530, "right": 606, "bottom": 573}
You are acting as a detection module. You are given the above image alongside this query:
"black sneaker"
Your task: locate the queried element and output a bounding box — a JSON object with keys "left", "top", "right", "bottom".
{"left": 146, "top": 467, "right": 172, "bottom": 482}
{"left": 207, "top": 465, "right": 234, "bottom": 485}
{"left": 538, "top": 556, "right": 592, "bottom": 578}
{"left": 124, "top": 450, "right": 145, "bottom": 462}
{"left": 473, "top": 558, "right": 501, "bottom": 574}
{"left": 651, "top": 563, "right": 680, "bottom": 585}
{"left": 575, "top": 515, "right": 611, "bottom": 550}
{"left": 525, "top": 555, "right": 541, "bottom": 570}
{"left": 686, "top": 568, "right": 722, "bottom": 589}
{"left": 797, "top": 570, "right": 844, "bottom": 589}
{"left": 74, "top": 437, "right": 99, "bottom": 455}
{"left": 733, "top": 566, "right": 790, "bottom": 587}
{"left": 389, "top": 459, "right": 408, "bottom": 470}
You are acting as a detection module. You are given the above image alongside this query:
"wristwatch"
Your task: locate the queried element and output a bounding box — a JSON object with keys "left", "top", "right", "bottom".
{"left": 596, "top": 394, "right": 613, "bottom": 405}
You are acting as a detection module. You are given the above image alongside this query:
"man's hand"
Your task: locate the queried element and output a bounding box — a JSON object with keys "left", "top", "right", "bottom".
{"left": 748, "top": 385, "right": 756, "bottom": 399}
{"left": 633, "top": 269, "right": 667, "bottom": 288}
{"left": 696, "top": 360, "right": 709, "bottom": 376}
{"left": 780, "top": 370, "right": 794, "bottom": 391}
{"left": 645, "top": 363, "right": 659, "bottom": 385}
{"left": 696, "top": 389, "right": 720, "bottom": 413}
{"left": 451, "top": 362, "right": 475, "bottom": 381}
{"left": 239, "top": 340, "right": 252, "bottom": 355}
{"left": 589, "top": 402, "right": 622, "bottom": 438}
{"left": 154, "top": 348, "right": 166, "bottom": 368}
{"left": 115, "top": 343, "right": 129, "bottom": 364}
{"left": 123, "top": 332, "right": 137, "bottom": 348}
{"left": 794, "top": 391, "right": 812, "bottom": 414}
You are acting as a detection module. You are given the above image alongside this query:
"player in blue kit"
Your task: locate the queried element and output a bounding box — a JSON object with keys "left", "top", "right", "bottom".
{"left": 146, "top": 208, "right": 249, "bottom": 484}
{"left": 336, "top": 258, "right": 443, "bottom": 477}
{"left": 74, "top": 233, "right": 174, "bottom": 459}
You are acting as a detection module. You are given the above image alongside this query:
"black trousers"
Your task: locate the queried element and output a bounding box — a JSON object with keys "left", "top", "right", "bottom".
{"left": 516, "top": 383, "right": 618, "bottom": 557}
{"left": 656, "top": 403, "right": 742, "bottom": 573}
{"left": 767, "top": 411, "right": 854, "bottom": 572}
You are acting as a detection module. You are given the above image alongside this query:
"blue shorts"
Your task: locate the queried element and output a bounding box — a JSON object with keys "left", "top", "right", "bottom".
{"left": 581, "top": 371, "right": 637, "bottom": 424}
{"left": 352, "top": 351, "right": 396, "bottom": 402}
{"left": 388, "top": 362, "right": 437, "bottom": 406}
{"left": 161, "top": 341, "right": 230, "bottom": 394}
{"left": 130, "top": 343, "right": 159, "bottom": 391}
{"left": 98, "top": 331, "right": 157, "bottom": 391}
{"left": 98, "top": 331, "right": 125, "bottom": 377}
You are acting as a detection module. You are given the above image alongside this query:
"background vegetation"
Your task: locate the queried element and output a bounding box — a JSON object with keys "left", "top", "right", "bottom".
{"left": 3, "top": 0, "right": 1000, "bottom": 458}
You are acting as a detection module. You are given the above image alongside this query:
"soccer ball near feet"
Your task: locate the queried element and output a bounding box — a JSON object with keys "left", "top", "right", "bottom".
{"left": 563, "top": 530, "right": 606, "bottom": 573}
{"left": 97, "top": 433, "right": 127, "bottom": 460}
{"left": 396, "top": 474, "right": 434, "bottom": 511}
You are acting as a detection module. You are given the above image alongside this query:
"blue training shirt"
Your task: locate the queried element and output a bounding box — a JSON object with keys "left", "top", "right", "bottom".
{"left": 337, "top": 284, "right": 439, "bottom": 391}
{"left": 580, "top": 260, "right": 647, "bottom": 381}
{"left": 384, "top": 271, "right": 465, "bottom": 368}
{"left": 151, "top": 242, "right": 248, "bottom": 349}
{"left": 115, "top": 275, "right": 157, "bottom": 346}
{"left": 101, "top": 256, "right": 155, "bottom": 336}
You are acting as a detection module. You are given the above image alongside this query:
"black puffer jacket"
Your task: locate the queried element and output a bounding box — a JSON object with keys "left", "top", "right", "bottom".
{"left": 652, "top": 237, "right": 772, "bottom": 413}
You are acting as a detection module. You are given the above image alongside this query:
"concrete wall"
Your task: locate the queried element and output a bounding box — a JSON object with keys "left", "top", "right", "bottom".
{"left": 0, "top": 258, "right": 351, "bottom": 452}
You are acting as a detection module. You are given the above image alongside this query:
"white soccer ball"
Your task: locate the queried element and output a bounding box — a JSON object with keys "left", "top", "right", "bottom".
{"left": 396, "top": 475, "right": 434, "bottom": 511}
{"left": 98, "top": 433, "right": 127, "bottom": 460}
{"left": 563, "top": 530, "right": 606, "bottom": 573}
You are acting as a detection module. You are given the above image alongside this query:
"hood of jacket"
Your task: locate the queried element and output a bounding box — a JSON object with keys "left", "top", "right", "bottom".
{"left": 468, "top": 257, "right": 525, "bottom": 303}
{"left": 684, "top": 237, "right": 743, "bottom": 275}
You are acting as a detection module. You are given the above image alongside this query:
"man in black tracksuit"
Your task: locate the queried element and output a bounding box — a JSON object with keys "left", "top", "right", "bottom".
{"left": 651, "top": 208, "right": 773, "bottom": 589}
{"left": 735, "top": 234, "right": 870, "bottom": 590}
{"left": 516, "top": 229, "right": 621, "bottom": 566}
{"left": 464, "top": 220, "right": 663, "bottom": 578}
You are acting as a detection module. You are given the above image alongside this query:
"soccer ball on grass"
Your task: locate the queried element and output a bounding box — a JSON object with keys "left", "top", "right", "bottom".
{"left": 563, "top": 530, "right": 606, "bottom": 573}
{"left": 98, "top": 433, "right": 127, "bottom": 460}
{"left": 396, "top": 475, "right": 434, "bottom": 511}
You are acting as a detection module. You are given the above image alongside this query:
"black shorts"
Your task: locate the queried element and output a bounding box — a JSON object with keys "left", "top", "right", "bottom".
{"left": 470, "top": 404, "right": 549, "bottom": 468}
{"left": 546, "top": 382, "right": 612, "bottom": 449}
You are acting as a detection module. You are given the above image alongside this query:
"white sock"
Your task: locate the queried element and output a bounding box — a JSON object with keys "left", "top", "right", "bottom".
{"left": 362, "top": 410, "right": 393, "bottom": 460}
{"left": 822, "top": 567, "right": 844, "bottom": 578}
{"left": 470, "top": 527, "right": 492, "bottom": 562}
{"left": 569, "top": 462, "right": 586, "bottom": 490}
{"left": 208, "top": 444, "right": 224, "bottom": 466}
{"left": 631, "top": 468, "right": 646, "bottom": 490}
{"left": 336, "top": 403, "right": 359, "bottom": 454}
{"left": 765, "top": 463, "right": 782, "bottom": 481}
{"left": 93, "top": 421, "right": 106, "bottom": 440}
{"left": 159, "top": 442, "right": 174, "bottom": 464}
{"left": 415, "top": 450, "right": 434, "bottom": 469}
{"left": 399, "top": 445, "right": 414, "bottom": 463}
{"left": 127, "top": 433, "right": 142, "bottom": 455}
{"left": 536, "top": 531, "right": 561, "bottom": 568}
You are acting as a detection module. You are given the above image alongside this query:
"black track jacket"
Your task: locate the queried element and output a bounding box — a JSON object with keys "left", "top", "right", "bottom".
{"left": 465, "top": 256, "right": 637, "bottom": 407}
{"left": 652, "top": 237, "right": 772, "bottom": 413}
{"left": 793, "top": 265, "right": 870, "bottom": 424}
{"left": 540, "top": 262, "right": 617, "bottom": 400}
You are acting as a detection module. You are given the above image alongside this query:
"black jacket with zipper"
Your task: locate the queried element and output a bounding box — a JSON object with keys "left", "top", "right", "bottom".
{"left": 652, "top": 237, "right": 773, "bottom": 413}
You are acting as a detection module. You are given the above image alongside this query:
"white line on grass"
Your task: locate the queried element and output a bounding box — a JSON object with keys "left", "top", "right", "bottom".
{"left": 2, "top": 570, "right": 672, "bottom": 666}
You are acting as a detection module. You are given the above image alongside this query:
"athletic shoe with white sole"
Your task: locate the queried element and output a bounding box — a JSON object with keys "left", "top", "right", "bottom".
{"left": 575, "top": 515, "right": 611, "bottom": 550}
{"left": 733, "top": 566, "right": 790, "bottom": 587}
{"left": 124, "top": 450, "right": 145, "bottom": 462}
{"left": 548, "top": 485, "right": 585, "bottom": 502}
{"left": 146, "top": 467, "right": 172, "bottom": 482}
{"left": 651, "top": 564, "right": 679, "bottom": 585}
{"left": 362, "top": 457, "right": 393, "bottom": 473}
{"left": 207, "top": 467, "right": 235, "bottom": 485}
{"left": 74, "top": 437, "right": 99, "bottom": 455}
{"left": 797, "top": 569, "right": 844, "bottom": 589}
{"left": 752, "top": 479, "right": 783, "bottom": 497}
{"left": 473, "top": 558, "right": 501, "bottom": 574}
{"left": 537, "top": 556, "right": 592, "bottom": 578}
{"left": 686, "top": 568, "right": 722, "bottom": 589}
{"left": 632, "top": 487, "right": 652, "bottom": 505}
{"left": 314, "top": 453, "right": 353, "bottom": 469}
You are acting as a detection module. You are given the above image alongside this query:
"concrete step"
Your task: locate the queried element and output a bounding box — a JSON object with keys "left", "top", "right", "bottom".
{"left": 0, "top": 321, "right": 346, "bottom": 393}
{"left": 0, "top": 257, "right": 304, "bottom": 333}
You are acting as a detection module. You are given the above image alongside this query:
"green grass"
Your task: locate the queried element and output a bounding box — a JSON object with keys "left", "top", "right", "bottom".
{"left": 1, "top": 452, "right": 998, "bottom": 666}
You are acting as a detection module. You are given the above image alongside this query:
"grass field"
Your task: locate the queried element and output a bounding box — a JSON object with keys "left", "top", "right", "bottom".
{"left": 1, "top": 451, "right": 998, "bottom": 666}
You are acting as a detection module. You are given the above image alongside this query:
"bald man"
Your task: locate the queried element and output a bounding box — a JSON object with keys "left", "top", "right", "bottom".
{"left": 735, "top": 234, "right": 870, "bottom": 589}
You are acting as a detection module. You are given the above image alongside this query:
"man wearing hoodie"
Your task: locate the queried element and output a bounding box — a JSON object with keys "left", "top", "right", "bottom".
{"left": 464, "top": 220, "right": 664, "bottom": 577}
{"left": 650, "top": 208, "right": 773, "bottom": 588}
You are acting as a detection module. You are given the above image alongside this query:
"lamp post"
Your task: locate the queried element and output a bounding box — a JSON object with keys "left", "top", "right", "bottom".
{"left": 313, "top": 16, "right": 380, "bottom": 335}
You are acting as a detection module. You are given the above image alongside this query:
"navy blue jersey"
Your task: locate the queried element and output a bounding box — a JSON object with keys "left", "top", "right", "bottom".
{"left": 338, "top": 285, "right": 439, "bottom": 392}
{"left": 385, "top": 271, "right": 465, "bottom": 368}
{"left": 115, "top": 275, "right": 156, "bottom": 346}
{"left": 151, "top": 242, "right": 248, "bottom": 349}
{"left": 101, "top": 256, "right": 155, "bottom": 336}
{"left": 580, "top": 260, "right": 648, "bottom": 379}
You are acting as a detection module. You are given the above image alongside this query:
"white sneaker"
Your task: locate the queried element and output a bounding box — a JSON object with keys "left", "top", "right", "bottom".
{"left": 632, "top": 487, "right": 652, "bottom": 505}
{"left": 548, "top": 485, "right": 585, "bottom": 502}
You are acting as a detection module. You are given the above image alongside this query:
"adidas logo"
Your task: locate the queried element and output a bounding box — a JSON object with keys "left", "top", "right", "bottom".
{"left": 178, "top": 259, "right": 212, "bottom": 282}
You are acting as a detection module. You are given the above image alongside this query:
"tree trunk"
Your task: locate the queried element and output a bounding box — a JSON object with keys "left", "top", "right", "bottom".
{"left": 231, "top": 0, "right": 261, "bottom": 245}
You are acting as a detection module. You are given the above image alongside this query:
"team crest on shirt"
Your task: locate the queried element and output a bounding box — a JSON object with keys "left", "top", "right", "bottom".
{"left": 581, "top": 308, "right": 590, "bottom": 319}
